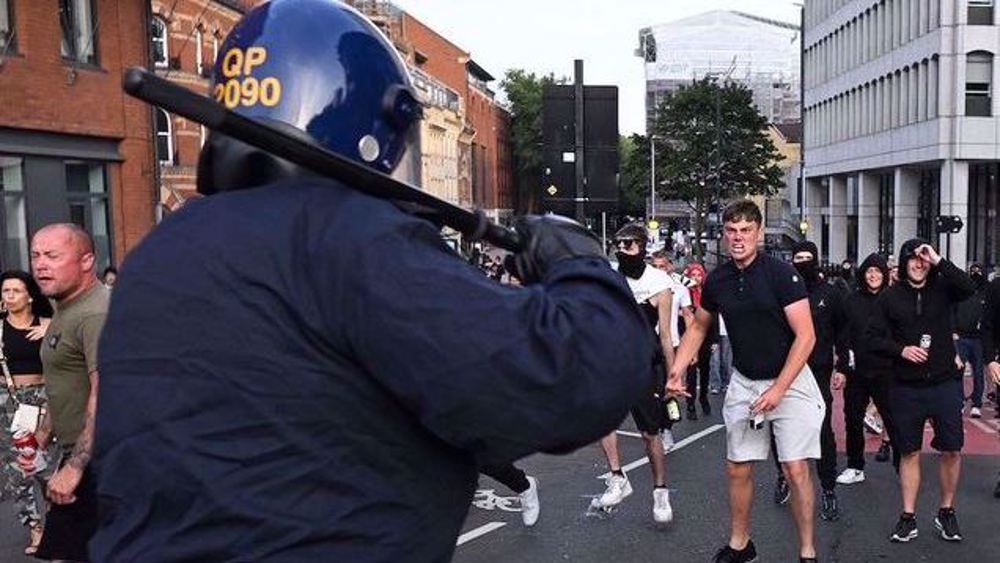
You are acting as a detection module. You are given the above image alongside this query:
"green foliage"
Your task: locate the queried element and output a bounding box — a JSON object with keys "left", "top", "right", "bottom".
{"left": 500, "top": 69, "right": 565, "bottom": 213}
{"left": 650, "top": 78, "right": 785, "bottom": 258}
{"left": 618, "top": 134, "right": 651, "bottom": 217}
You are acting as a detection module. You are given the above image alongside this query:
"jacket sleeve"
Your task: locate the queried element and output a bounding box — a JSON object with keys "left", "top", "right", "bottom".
{"left": 984, "top": 280, "right": 1000, "bottom": 364}
{"left": 937, "top": 259, "right": 976, "bottom": 302}
{"left": 865, "top": 295, "right": 904, "bottom": 360}
{"left": 328, "top": 214, "right": 653, "bottom": 467}
{"left": 832, "top": 289, "right": 852, "bottom": 375}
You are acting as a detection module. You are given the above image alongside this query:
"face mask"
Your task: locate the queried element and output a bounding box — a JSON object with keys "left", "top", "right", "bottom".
{"left": 794, "top": 260, "right": 819, "bottom": 283}
{"left": 971, "top": 272, "right": 984, "bottom": 285}
{"left": 616, "top": 252, "right": 647, "bottom": 279}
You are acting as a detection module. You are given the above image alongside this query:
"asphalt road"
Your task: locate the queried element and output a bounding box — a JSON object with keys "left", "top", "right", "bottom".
{"left": 0, "top": 387, "right": 996, "bottom": 562}
{"left": 454, "top": 391, "right": 1000, "bottom": 563}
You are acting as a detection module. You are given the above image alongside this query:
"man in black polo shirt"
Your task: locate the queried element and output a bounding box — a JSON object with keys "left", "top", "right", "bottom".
{"left": 671, "top": 200, "right": 823, "bottom": 563}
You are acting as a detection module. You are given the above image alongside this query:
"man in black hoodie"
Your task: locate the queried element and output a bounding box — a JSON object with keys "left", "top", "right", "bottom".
{"left": 953, "top": 263, "right": 989, "bottom": 418}
{"left": 838, "top": 253, "right": 898, "bottom": 486}
{"left": 868, "top": 239, "right": 975, "bottom": 544}
{"left": 772, "top": 241, "right": 848, "bottom": 522}
{"left": 982, "top": 274, "right": 1000, "bottom": 497}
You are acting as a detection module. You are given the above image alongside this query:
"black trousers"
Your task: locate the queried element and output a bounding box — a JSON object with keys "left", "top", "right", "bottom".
{"left": 481, "top": 463, "right": 529, "bottom": 494}
{"left": 686, "top": 340, "right": 713, "bottom": 405}
{"left": 844, "top": 372, "right": 898, "bottom": 470}
{"left": 771, "top": 367, "right": 837, "bottom": 491}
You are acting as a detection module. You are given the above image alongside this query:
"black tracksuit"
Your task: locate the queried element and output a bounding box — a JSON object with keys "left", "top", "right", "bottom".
{"left": 841, "top": 254, "right": 897, "bottom": 470}
{"left": 983, "top": 278, "right": 1000, "bottom": 398}
{"left": 771, "top": 275, "right": 847, "bottom": 491}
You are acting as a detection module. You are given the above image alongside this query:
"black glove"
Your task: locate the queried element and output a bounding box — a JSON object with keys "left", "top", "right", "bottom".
{"left": 504, "top": 215, "right": 604, "bottom": 284}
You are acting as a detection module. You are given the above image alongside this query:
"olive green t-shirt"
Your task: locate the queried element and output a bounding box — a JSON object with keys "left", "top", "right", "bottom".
{"left": 40, "top": 283, "right": 109, "bottom": 446}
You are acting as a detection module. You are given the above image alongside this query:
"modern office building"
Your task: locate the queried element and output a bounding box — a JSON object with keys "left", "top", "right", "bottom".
{"left": 638, "top": 11, "right": 802, "bottom": 128}
{"left": 802, "top": 0, "right": 999, "bottom": 268}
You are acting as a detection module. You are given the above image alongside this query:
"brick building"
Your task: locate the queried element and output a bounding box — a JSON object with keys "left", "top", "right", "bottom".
{"left": 150, "top": 0, "right": 259, "bottom": 211}
{"left": 0, "top": 0, "right": 156, "bottom": 271}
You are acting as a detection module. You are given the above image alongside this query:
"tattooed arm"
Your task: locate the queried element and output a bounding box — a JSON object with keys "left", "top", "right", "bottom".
{"left": 67, "top": 369, "right": 97, "bottom": 471}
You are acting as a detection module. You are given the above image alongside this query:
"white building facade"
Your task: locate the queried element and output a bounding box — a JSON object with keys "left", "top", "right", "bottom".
{"left": 802, "top": 0, "right": 999, "bottom": 268}
{"left": 639, "top": 11, "right": 802, "bottom": 128}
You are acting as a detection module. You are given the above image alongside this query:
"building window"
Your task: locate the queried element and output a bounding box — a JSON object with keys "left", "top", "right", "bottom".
{"left": 0, "top": 155, "right": 28, "bottom": 270}
{"left": 0, "top": 0, "right": 15, "bottom": 54}
{"left": 195, "top": 29, "right": 203, "bottom": 76}
{"left": 969, "top": 0, "right": 994, "bottom": 25}
{"left": 878, "top": 172, "right": 895, "bottom": 254}
{"left": 968, "top": 163, "right": 999, "bottom": 266}
{"left": 65, "top": 161, "right": 111, "bottom": 270}
{"left": 966, "top": 51, "right": 993, "bottom": 117}
{"left": 59, "top": 0, "right": 97, "bottom": 65}
{"left": 156, "top": 109, "right": 173, "bottom": 164}
{"left": 151, "top": 16, "right": 168, "bottom": 68}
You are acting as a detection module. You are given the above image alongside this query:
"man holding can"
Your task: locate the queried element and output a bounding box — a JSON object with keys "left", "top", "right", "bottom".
{"left": 867, "top": 239, "right": 975, "bottom": 543}
{"left": 671, "top": 201, "right": 823, "bottom": 563}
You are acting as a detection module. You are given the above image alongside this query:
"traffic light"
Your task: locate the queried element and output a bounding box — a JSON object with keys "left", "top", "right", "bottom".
{"left": 935, "top": 215, "right": 964, "bottom": 234}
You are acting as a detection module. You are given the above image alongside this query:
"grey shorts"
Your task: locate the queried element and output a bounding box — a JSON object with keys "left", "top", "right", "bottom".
{"left": 722, "top": 367, "right": 825, "bottom": 463}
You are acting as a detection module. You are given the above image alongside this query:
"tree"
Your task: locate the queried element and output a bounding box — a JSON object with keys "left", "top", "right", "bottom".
{"left": 618, "top": 133, "right": 651, "bottom": 218}
{"left": 651, "top": 78, "right": 784, "bottom": 260}
{"left": 500, "top": 69, "right": 564, "bottom": 214}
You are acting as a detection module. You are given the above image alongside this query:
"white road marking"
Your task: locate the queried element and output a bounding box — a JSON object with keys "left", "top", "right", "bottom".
{"left": 615, "top": 430, "right": 643, "bottom": 438}
{"left": 456, "top": 522, "right": 507, "bottom": 546}
{"left": 598, "top": 424, "right": 725, "bottom": 479}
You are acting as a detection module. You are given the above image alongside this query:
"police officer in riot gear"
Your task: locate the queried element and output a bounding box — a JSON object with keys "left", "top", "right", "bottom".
{"left": 92, "top": 1, "right": 653, "bottom": 561}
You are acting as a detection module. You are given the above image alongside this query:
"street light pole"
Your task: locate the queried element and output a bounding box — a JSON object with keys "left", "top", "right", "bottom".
{"left": 650, "top": 137, "right": 656, "bottom": 222}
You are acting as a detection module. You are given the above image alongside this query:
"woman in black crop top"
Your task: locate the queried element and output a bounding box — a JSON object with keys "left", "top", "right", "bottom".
{"left": 0, "top": 270, "right": 53, "bottom": 555}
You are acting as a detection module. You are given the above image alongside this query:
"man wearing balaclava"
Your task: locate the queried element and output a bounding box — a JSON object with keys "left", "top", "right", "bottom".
{"left": 867, "top": 239, "right": 975, "bottom": 544}
{"left": 769, "top": 241, "right": 849, "bottom": 522}
{"left": 952, "top": 263, "right": 989, "bottom": 418}
{"left": 591, "top": 223, "right": 682, "bottom": 524}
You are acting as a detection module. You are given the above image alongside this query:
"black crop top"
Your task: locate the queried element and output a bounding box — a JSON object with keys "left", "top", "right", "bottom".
{"left": 2, "top": 317, "right": 44, "bottom": 375}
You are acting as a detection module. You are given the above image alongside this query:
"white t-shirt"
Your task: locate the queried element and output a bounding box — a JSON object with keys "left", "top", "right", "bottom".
{"left": 665, "top": 276, "right": 692, "bottom": 347}
{"left": 625, "top": 267, "right": 688, "bottom": 347}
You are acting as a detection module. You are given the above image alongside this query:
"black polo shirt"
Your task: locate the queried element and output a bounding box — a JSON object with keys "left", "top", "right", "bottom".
{"left": 701, "top": 253, "right": 808, "bottom": 381}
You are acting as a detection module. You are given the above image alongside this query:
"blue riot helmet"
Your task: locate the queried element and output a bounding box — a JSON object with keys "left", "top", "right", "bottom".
{"left": 197, "top": 0, "right": 423, "bottom": 195}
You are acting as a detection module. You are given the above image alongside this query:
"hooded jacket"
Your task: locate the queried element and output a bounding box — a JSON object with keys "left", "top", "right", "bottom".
{"left": 952, "top": 271, "right": 987, "bottom": 337}
{"left": 983, "top": 277, "right": 1000, "bottom": 365}
{"left": 790, "top": 241, "right": 848, "bottom": 375}
{"left": 867, "top": 239, "right": 977, "bottom": 385}
{"left": 842, "top": 253, "right": 893, "bottom": 377}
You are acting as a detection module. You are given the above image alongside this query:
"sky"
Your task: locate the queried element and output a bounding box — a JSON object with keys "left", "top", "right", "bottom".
{"left": 393, "top": 0, "right": 801, "bottom": 135}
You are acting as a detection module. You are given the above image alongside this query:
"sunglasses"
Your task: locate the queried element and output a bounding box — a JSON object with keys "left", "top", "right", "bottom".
{"left": 615, "top": 239, "right": 639, "bottom": 249}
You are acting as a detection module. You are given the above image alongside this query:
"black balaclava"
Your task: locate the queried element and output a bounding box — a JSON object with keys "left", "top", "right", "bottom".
{"left": 969, "top": 263, "right": 985, "bottom": 287}
{"left": 616, "top": 251, "right": 647, "bottom": 280}
{"left": 791, "top": 240, "right": 820, "bottom": 284}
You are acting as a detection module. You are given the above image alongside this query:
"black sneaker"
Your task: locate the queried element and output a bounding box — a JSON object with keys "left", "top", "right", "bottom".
{"left": 773, "top": 475, "right": 790, "bottom": 505}
{"left": 687, "top": 402, "right": 698, "bottom": 421}
{"left": 713, "top": 539, "right": 758, "bottom": 563}
{"left": 934, "top": 507, "right": 962, "bottom": 541}
{"left": 820, "top": 489, "right": 840, "bottom": 521}
{"left": 890, "top": 513, "right": 918, "bottom": 543}
{"left": 701, "top": 399, "right": 712, "bottom": 417}
{"left": 875, "top": 441, "right": 891, "bottom": 463}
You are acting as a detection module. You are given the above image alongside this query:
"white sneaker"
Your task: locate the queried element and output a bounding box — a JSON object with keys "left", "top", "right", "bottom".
{"left": 598, "top": 472, "right": 633, "bottom": 508}
{"left": 970, "top": 407, "right": 982, "bottom": 419}
{"left": 836, "top": 468, "right": 866, "bottom": 485}
{"left": 519, "top": 476, "right": 540, "bottom": 527}
{"left": 660, "top": 429, "right": 675, "bottom": 452}
{"left": 653, "top": 488, "right": 673, "bottom": 523}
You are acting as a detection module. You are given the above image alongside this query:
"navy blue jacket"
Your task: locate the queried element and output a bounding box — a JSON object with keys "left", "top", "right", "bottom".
{"left": 92, "top": 180, "right": 652, "bottom": 562}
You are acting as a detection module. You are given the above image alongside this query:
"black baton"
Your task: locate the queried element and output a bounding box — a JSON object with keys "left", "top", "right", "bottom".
{"left": 122, "top": 67, "right": 522, "bottom": 252}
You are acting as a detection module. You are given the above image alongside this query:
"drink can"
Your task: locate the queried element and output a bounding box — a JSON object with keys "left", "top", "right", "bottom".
{"left": 749, "top": 412, "right": 765, "bottom": 430}
{"left": 12, "top": 429, "right": 37, "bottom": 458}
{"left": 919, "top": 334, "right": 932, "bottom": 350}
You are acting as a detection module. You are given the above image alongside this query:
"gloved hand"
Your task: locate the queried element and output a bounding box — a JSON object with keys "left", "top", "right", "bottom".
{"left": 505, "top": 215, "right": 604, "bottom": 284}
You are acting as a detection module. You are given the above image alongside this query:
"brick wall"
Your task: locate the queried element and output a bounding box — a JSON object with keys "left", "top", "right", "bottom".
{"left": 0, "top": 0, "right": 156, "bottom": 260}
